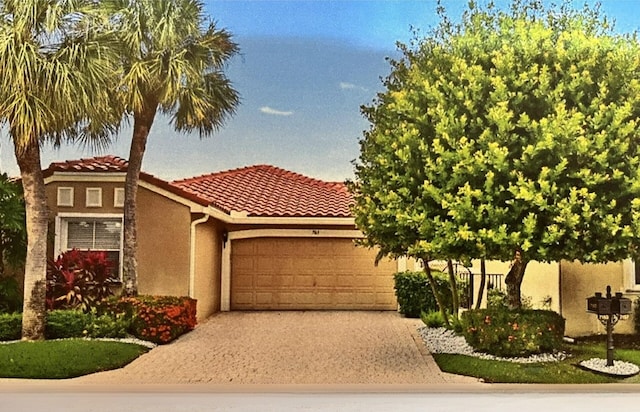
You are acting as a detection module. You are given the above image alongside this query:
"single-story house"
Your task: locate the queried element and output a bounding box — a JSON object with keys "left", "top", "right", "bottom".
{"left": 42, "top": 155, "right": 640, "bottom": 336}
{"left": 43, "top": 156, "right": 398, "bottom": 321}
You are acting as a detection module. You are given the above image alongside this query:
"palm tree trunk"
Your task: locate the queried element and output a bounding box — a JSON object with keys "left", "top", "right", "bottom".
{"left": 122, "top": 103, "right": 157, "bottom": 296}
{"left": 14, "top": 139, "right": 47, "bottom": 340}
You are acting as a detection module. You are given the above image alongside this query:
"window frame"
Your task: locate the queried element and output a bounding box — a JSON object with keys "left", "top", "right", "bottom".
{"left": 623, "top": 259, "right": 640, "bottom": 291}
{"left": 55, "top": 213, "right": 124, "bottom": 281}
{"left": 56, "top": 187, "right": 74, "bottom": 207}
{"left": 85, "top": 187, "right": 103, "bottom": 208}
{"left": 114, "top": 188, "right": 125, "bottom": 208}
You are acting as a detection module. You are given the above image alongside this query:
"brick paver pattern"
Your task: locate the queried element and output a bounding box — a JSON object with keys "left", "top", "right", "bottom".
{"left": 69, "top": 311, "right": 478, "bottom": 385}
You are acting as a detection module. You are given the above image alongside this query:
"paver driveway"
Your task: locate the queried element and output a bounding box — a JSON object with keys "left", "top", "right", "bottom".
{"left": 72, "top": 311, "right": 477, "bottom": 385}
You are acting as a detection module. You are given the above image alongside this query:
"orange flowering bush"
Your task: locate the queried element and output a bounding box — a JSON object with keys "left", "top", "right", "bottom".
{"left": 97, "top": 295, "right": 197, "bottom": 344}
{"left": 460, "top": 309, "right": 565, "bottom": 357}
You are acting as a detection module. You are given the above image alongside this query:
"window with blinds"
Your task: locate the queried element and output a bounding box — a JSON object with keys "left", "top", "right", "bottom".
{"left": 65, "top": 218, "right": 122, "bottom": 280}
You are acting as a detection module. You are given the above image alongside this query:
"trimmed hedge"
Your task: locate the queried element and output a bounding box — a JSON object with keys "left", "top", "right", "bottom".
{"left": 45, "top": 310, "right": 91, "bottom": 339}
{"left": 460, "top": 309, "right": 565, "bottom": 357}
{"left": 97, "top": 295, "right": 197, "bottom": 344}
{"left": 0, "top": 310, "right": 130, "bottom": 341}
{"left": 0, "top": 313, "right": 22, "bottom": 341}
{"left": 393, "top": 271, "right": 453, "bottom": 318}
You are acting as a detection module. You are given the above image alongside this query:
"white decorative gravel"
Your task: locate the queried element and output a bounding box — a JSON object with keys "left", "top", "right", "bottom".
{"left": 0, "top": 336, "right": 156, "bottom": 349}
{"left": 419, "top": 327, "right": 568, "bottom": 363}
{"left": 579, "top": 358, "right": 640, "bottom": 377}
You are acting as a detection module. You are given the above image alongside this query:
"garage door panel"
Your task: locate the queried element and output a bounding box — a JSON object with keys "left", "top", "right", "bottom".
{"left": 231, "top": 237, "right": 397, "bottom": 310}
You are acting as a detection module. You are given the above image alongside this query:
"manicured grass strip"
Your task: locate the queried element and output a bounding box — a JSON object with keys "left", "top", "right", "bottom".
{"left": 433, "top": 343, "right": 640, "bottom": 384}
{"left": 0, "top": 340, "right": 149, "bottom": 379}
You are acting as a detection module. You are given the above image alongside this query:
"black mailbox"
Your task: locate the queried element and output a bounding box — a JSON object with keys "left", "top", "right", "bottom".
{"left": 586, "top": 285, "right": 633, "bottom": 368}
{"left": 586, "top": 289, "right": 631, "bottom": 316}
{"left": 613, "top": 292, "right": 632, "bottom": 315}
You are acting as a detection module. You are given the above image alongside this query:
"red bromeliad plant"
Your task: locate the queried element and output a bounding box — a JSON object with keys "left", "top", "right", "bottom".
{"left": 46, "top": 249, "right": 116, "bottom": 312}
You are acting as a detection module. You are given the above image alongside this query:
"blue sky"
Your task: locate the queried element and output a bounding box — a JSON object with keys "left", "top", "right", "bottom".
{"left": 1, "top": 0, "right": 638, "bottom": 181}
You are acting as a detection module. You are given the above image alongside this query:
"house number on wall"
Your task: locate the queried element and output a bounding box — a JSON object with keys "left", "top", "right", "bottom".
{"left": 312, "top": 230, "right": 320, "bottom": 235}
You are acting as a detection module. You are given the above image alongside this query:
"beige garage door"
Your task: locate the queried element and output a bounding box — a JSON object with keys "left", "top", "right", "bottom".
{"left": 231, "top": 237, "right": 397, "bottom": 310}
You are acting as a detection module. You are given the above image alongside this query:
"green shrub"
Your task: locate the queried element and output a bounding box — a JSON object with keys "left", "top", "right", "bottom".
{"left": 87, "top": 313, "right": 130, "bottom": 338}
{"left": 460, "top": 308, "right": 565, "bottom": 357}
{"left": 97, "top": 295, "right": 197, "bottom": 344}
{"left": 487, "top": 288, "right": 532, "bottom": 310}
{"left": 0, "top": 277, "right": 22, "bottom": 313}
{"left": 486, "top": 288, "right": 508, "bottom": 310}
{"left": 421, "top": 310, "right": 447, "bottom": 328}
{"left": 45, "top": 310, "right": 91, "bottom": 339}
{"left": 0, "top": 313, "right": 21, "bottom": 341}
{"left": 393, "top": 271, "right": 452, "bottom": 318}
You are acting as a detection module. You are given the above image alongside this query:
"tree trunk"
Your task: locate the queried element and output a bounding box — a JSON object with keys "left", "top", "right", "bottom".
{"left": 475, "top": 258, "right": 487, "bottom": 310}
{"left": 122, "top": 103, "right": 158, "bottom": 296}
{"left": 504, "top": 249, "right": 528, "bottom": 310}
{"left": 446, "top": 260, "right": 459, "bottom": 319}
{"left": 14, "top": 139, "right": 48, "bottom": 340}
{"left": 422, "top": 258, "right": 450, "bottom": 327}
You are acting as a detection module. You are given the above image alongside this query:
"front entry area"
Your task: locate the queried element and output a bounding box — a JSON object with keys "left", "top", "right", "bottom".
{"left": 230, "top": 237, "right": 398, "bottom": 310}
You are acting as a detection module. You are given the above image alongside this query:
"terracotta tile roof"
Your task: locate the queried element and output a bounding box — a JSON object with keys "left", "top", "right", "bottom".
{"left": 43, "top": 156, "right": 354, "bottom": 218}
{"left": 172, "top": 165, "right": 353, "bottom": 218}
{"left": 42, "top": 156, "right": 211, "bottom": 207}
{"left": 44, "top": 155, "right": 128, "bottom": 174}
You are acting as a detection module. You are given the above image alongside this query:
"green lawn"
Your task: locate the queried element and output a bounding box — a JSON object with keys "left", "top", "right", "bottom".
{"left": 434, "top": 340, "right": 640, "bottom": 384}
{"left": 0, "top": 339, "right": 149, "bottom": 379}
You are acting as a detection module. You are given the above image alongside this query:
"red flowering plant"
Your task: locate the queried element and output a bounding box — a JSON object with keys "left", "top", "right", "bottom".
{"left": 97, "top": 295, "right": 197, "bottom": 344}
{"left": 46, "top": 249, "right": 116, "bottom": 312}
{"left": 461, "top": 308, "right": 565, "bottom": 357}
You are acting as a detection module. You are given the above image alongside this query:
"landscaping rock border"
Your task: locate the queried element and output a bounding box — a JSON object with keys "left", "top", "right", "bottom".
{"left": 578, "top": 358, "right": 640, "bottom": 378}
{"left": 419, "top": 326, "right": 568, "bottom": 363}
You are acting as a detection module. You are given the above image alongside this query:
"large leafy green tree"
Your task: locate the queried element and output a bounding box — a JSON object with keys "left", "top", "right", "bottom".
{"left": 0, "top": 0, "right": 120, "bottom": 339}
{"left": 352, "top": 0, "right": 640, "bottom": 309}
{"left": 106, "top": 0, "right": 240, "bottom": 295}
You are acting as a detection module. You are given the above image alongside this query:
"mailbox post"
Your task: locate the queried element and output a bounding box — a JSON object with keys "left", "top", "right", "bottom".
{"left": 586, "top": 285, "right": 632, "bottom": 367}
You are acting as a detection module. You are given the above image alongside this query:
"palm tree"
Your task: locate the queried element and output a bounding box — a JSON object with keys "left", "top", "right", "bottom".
{"left": 0, "top": 0, "right": 121, "bottom": 339}
{"left": 108, "top": 0, "right": 239, "bottom": 295}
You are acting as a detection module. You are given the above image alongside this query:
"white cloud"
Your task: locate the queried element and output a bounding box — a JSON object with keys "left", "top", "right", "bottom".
{"left": 260, "top": 106, "right": 294, "bottom": 116}
{"left": 340, "top": 82, "right": 368, "bottom": 92}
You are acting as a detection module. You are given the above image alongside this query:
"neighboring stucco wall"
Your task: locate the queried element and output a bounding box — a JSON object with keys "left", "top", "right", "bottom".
{"left": 193, "top": 219, "right": 223, "bottom": 320}
{"left": 474, "top": 260, "right": 560, "bottom": 311}
{"left": 137, "top": 186, "right": 191, "bottom": 297}
{"left": 560, "top": 261, "right": 635, "bottom": 336}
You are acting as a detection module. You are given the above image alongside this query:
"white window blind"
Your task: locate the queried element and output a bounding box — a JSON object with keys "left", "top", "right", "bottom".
{"left": 66, "top": 219, "right": 121, "bottom": 251}
{"left": 64, "top": 217, "right": 123, "bottom": 280}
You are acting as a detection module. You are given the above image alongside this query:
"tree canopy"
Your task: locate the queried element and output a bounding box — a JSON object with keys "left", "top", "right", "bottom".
{"left": 352, "top": 0, "right": 640, "bottom": 307}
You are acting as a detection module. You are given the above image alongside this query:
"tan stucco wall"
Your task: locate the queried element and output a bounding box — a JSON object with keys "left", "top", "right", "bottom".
{"left": 193, "top": 219, "right": 222, "bottom": 320}
{"left": 136, "top": 186, "right": 191, "bottom": 297}
{"left": 560, "top": 260, "right": 636, "bottom": 336}
{"left": 467, "top": 260, "right": 561, "bottom": 312}
{"left": 46, "top": 181, "right": 124, "bottom": 215}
